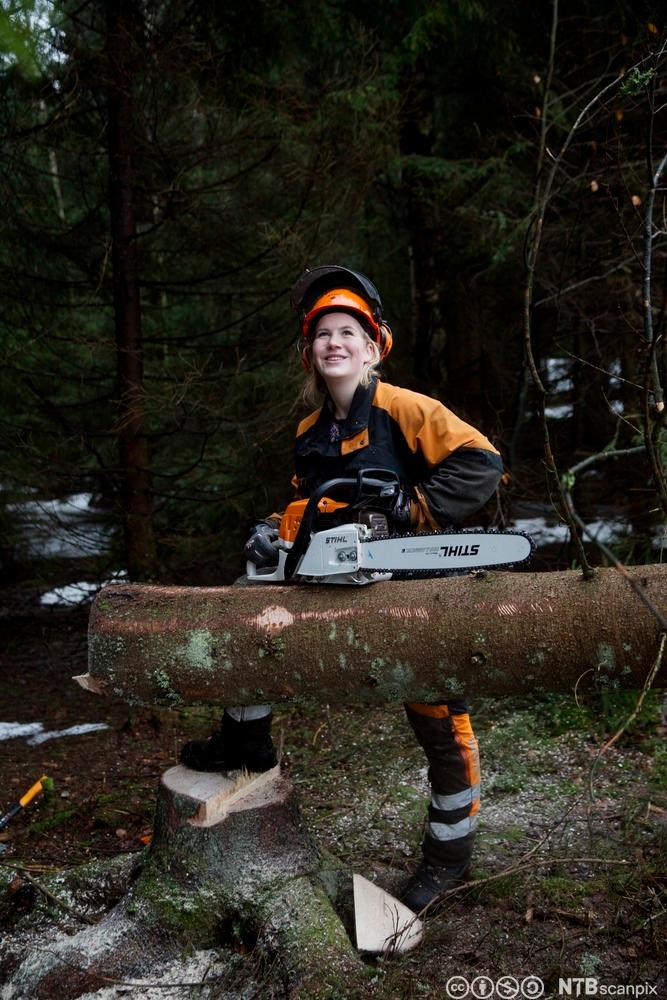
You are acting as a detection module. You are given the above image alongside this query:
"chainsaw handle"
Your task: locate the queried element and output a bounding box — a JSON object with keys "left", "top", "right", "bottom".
{"left": 283, "top": 469, "right": 400, "bottom": 580}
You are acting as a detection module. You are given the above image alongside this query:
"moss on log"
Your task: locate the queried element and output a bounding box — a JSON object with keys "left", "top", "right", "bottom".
{"left": 82, "top": 567, "right": 667, "bottom": 708}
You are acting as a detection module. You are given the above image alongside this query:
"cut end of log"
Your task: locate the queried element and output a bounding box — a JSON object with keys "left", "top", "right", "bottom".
{"left": 352, "top": 873, "right": 423, "bottom": 955}
{"left": 72, "top": 672, "right": 108, "bottom": 695}
{"left": 161, "top": 764, "right": 283, "bottom": 827}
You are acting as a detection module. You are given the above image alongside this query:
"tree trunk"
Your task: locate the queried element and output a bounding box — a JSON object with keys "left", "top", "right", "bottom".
{"left": 80, "top": 566, "right": 667, "bottom": 709}
{"left": 106, "top": 0, "right": 156, "bottom": 580}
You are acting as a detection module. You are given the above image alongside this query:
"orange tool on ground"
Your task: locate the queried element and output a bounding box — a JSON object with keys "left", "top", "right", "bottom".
{"left": 0, "top": 774, "right": 49, "bottom": 831}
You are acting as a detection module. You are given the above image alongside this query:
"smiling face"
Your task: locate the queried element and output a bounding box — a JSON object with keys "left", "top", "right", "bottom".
{"left": 310, "top": 311, "right": 375, "bottom": 388}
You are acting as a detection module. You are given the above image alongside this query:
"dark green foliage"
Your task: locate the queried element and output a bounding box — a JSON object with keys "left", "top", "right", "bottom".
{"left": 0, "top": 0, "right": 665, "bottom": 585}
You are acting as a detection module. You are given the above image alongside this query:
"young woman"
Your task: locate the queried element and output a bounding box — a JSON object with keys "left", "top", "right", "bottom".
{"left": 182, "top": 265, "right": 503, "bottom": 909}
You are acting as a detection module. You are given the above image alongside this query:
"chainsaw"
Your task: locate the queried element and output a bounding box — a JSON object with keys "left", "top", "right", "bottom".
{"left": 246, "top": 469, "right": 533, "bottom": 586}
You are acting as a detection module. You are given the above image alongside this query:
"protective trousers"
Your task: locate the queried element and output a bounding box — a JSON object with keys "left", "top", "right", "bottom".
{"left": 404, "top": 700, "right": 480, "bottom": 873}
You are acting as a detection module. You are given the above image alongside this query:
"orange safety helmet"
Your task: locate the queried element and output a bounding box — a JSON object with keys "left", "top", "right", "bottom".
{"left": 291, "top": 265, "right": 393, "bottom": 367}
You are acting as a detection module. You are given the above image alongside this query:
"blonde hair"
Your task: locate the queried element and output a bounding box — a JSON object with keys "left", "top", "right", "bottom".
{"left": 300, "top": 336, "right": 381, "bottom": 407}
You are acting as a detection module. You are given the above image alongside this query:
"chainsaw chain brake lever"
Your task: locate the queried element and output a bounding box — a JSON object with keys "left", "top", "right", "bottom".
{"left": 283, "top": 469, "right": 401, "bottom": 580}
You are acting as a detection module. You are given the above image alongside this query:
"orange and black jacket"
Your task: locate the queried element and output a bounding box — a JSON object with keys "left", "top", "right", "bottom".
{"left": 293, "top": 379, "right": 503, "bottom": 530}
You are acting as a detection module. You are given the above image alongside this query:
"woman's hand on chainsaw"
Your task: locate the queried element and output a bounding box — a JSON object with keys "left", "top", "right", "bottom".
{"left": 244, "top": 521, "right": 280, "bottom": 567}
{"left": 389, "top": 488, "right": 416, "bottom": 530}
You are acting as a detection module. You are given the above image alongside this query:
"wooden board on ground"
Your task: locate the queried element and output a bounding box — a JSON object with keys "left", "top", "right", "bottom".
{"left": 353, "top": 873, "right": 423, "bottom": 955}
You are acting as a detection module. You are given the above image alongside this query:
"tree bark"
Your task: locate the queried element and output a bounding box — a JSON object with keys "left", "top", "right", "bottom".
{"left": 106, "top": 0, "right": 157, "bottom": 580}
{"left": 81, "top": 567, "right": 667, "bottom": 708}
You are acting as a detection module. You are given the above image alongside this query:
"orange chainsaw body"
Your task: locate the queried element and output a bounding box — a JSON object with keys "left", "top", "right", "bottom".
{"left": 279, "top": 497, "right": 348, "bottom": 544}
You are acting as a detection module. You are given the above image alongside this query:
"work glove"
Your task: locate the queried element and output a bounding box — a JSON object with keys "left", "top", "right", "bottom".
{"left": 389, "top": 489, "right": 415, "bottom": 529}
{"left": 244, "top": 521, "right": 279, "bottom": 567}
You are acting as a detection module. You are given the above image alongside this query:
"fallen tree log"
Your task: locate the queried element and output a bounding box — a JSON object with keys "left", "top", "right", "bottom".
{"left": 80, "top": 566, "right": 667, "bottom": 707}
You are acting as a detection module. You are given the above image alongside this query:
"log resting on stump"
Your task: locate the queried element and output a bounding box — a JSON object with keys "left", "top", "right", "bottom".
{"left": 80, "top": 567, "right": 667, "bottom": 707}
{"left": 1, "top": 768, "right": 362, "bottom": 998}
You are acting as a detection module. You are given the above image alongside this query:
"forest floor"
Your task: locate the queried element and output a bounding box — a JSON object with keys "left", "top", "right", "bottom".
{"left": 0, "top": 597, "right": 666, "bottom": 999}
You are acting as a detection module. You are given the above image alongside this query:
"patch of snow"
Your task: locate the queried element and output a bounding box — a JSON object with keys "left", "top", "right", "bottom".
{"left": 609, "top": 399, "right": 624, "bottom": 415}
{"left": 511, "top": 517, "right": 570, "bottom": 545}
{"left": 544, "top": 403, "right": 573, "bottom": 420}
{"left": 8, "top": 492, "right": 114, "bottom": 559}
{"left": 512, "top": 516, "right": 633, "bottom": 548}
{"left": 40, "top": 570, "right": 127, "bottom": 606}
{"left": 0, "top": 721, "right": 109, "bottom": 744}
{"left": 0, "top": 723, "right": 44, "bottom": 742}
{"left": 544, "top": 357, "right": 574, "bottom": 393}
{"left": 652, "top": 528, "right": 667, "bottom": 554}
{"left": 26, "top": 723, "right": 109, "bottom": 746}
{"left": 582, "top": 519, "right": 631, "bottom": 544}
{"left": 2, "top": 910, "right": 128, "bottom": 1000}
{"left": 40, "top": 581, "right": 101, "bottom": 606}
{"left": 544, "top": 358, "right": 574, "bottom": 419}
{"left": 71, "top": 948, "right": 239, "bottom": 1000}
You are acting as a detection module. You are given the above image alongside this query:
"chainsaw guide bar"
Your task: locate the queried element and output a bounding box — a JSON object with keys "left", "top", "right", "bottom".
{"left": 247, "top": 526, "right": 534, "bottom": 586}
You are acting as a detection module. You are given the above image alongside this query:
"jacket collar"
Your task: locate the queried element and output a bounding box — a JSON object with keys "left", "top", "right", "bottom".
{"left": 321, "top": 378, "right": 377, "bottom": 437}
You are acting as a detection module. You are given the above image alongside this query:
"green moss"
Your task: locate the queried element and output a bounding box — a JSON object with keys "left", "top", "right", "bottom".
{"left": 254, "top": 876, "right": 358, "bottom": 979}
{"left": 131, "top": 863, "right": 221, "bottom": 944}
{"left": 151, "top": 667, "right": 183, "bottom": 706}
{"left": 439, "top": 675, "right": 466, "bottom": 697}
{"left": 596, "top": 642, "right": 616, "bottom": 673}
{"left": 496, "top": 825, "right": 526, "bottom": 842}
{"left": 648, "top": 741, "right": 667, "bottom": 798}
{"left": 258, "top": 635, "right": 285, "bottom": 660}
{"left": 486, "top": 773, "right": 523, "bottom": 796}
{"left": 391, "top": 660, "right": 414, "bottom": 686}
{"left": 29, "top": 807, "right": 77, "bottom": 833}
{"left": 176, "top": 629, "right": 216, "bottom": 671}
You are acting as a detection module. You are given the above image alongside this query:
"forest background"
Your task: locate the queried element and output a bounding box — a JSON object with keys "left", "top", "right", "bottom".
{"left": 0, "top": 4, "right": 666, "bottom": 994}
{"left": 1, "top": 0, "right": 666, "bottom": 593}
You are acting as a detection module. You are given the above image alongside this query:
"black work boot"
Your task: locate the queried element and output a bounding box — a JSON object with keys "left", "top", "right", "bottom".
{"left": 401, "top": 861, "right": 470, "bottom": 912}
{"left": 180, "top": 711, "right": 277, "bottom": 773}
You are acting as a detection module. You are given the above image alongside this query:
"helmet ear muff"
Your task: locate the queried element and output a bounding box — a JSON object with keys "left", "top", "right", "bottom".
{"left": 378, "top": 322, "right": 393, "bottom": 359}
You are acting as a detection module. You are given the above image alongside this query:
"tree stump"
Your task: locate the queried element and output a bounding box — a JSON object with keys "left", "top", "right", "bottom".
{"left": 1, "top": 767, "right": 364, "bottom": 999}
